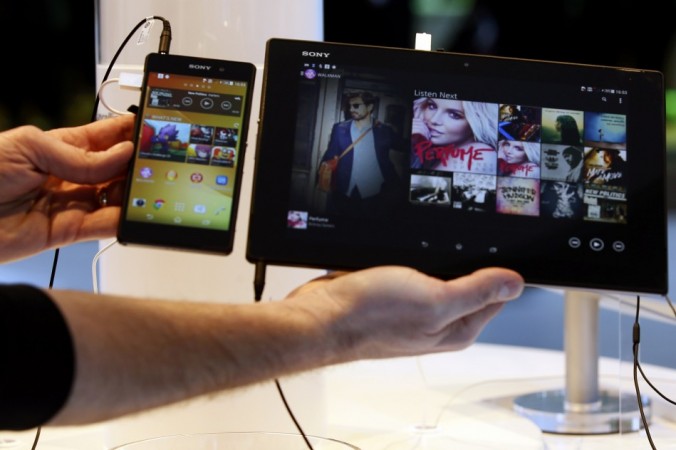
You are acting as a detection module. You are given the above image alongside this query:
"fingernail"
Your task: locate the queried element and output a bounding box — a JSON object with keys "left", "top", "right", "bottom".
{"left": 498, "top": 280, "right": 524, "bottom": 300}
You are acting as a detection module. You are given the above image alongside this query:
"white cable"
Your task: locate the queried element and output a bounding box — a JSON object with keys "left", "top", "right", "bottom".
{"left": 92, "top": 239, "right": 118, "bottom": 294}
{"left": 97, "top": 79, "right": 135, "bottom": 116}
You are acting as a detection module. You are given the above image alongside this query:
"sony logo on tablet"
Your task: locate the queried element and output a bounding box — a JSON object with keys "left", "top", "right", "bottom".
{"left": 302, "top": 51, "right": 330, "bottom": 58}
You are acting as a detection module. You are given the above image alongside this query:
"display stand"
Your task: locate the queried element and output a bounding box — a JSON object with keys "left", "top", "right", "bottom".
{"left": 513, "top": 290, "right": 649, "bottom": 434}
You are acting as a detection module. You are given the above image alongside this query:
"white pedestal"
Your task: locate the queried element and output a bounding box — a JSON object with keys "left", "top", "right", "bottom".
{"left": 94, "top": 0, "right": 328, "bottom": 445}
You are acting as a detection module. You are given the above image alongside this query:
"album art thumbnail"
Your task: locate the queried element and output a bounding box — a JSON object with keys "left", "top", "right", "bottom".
{"left": 138, "top": 119, "right": 190, "bottom": 162}
{"left": 410, "top": 97, "right": 498, "bottom": 175}
{"left": 583, "top": 147, "right": 627, "bottom": 187}
{"left": 496, "top": 177, "right": 540, "bottom": 216}
{"left": 186, "top": 143, "right": 212, "bottom": 165}
{"left": 496, "top": 140, "right": 541, "bottom": 178}
{"left": 583, "top": 112, "right": 626, "bottom": 150}
{"left": 540, "top": 108, "right": 584, "bottom": 146}
{"left": 210, "top": 146, "right": 237, "bottom": 167}
{"left": 190, "top": 124, "right": 215, "bottom": 145}
{"left": 583, "top": 186, "right": 627, "bottom": 223}
{"left": 540, "top": 144, "right": 584, "bottom": 182}
{"left": 287, "top": 210, "right": 308, "bottom": 229}
{"left": 498, "top": 104, "right": 542, "bottom": 142}
{"left": 540, "top": 181, "right": 583, "bottom": 219}
{"left": 214, "top": 127, "right": 239, "bottom": 147}
{"left": 409, "top": 174, "right": 452, "bottom": 206}
{"left": 451, "top": 172, "right": 496, "bottom": 212}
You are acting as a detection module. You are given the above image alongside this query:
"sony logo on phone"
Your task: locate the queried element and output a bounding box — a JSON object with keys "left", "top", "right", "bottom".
{"left": 188, "top": 64, "right": 212, "bottom": 70}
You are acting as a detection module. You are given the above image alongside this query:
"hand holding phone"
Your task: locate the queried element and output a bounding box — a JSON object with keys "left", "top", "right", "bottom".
{"left": 117, "top": 53, "right": 256, "bottom": 254}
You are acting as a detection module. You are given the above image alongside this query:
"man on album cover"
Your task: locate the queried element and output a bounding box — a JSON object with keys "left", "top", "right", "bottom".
{"left": 318, "top": 90, "right": 404, "bottom": 216}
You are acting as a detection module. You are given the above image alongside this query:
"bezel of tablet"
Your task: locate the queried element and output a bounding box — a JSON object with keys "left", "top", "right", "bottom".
{"left": 247, "top": 38, "right": 668, "bottom": 296}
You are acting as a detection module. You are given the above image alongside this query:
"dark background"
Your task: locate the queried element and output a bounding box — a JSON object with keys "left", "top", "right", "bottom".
{"left": 0, "top": 0, "right": 674, "bottom": 130}
{"left": 2, "top": 0, "right": 674, "bottom": 212}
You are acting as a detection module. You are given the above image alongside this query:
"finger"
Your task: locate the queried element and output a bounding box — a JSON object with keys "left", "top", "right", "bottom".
{"left": 437, "top": 267, "right": 524, "bottom": 322}
{"left": 98, "top": 177, "right": 126, "bottom": 207}
{"left": 48, "top": 205, "right": 121, "bottom": 246}
{"left": 48, "top": 114, "right": 135, "bottom": 151}
{"left": 17, "top": 128, "right": 133, "bottom": 185}
{"left": 78, "top": 207, "right": 122, "bottom": 240}
{"left": 436, "top": 302, "right": 506, "bottom": 351}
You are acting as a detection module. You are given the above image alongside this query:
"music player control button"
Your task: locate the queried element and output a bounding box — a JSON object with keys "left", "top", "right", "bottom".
{"left": 612, "top": 241, "right": 626, "bottom": 252}
{"left": 568, "top": 237, "right": 581, "bottom": 249}
{"left": 589, "top": 238, "right": 604, "bottom": 251}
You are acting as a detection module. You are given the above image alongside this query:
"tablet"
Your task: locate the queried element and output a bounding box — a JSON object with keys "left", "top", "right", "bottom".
{"left": 247, "top": 38, "right": 668, "bottom": 296}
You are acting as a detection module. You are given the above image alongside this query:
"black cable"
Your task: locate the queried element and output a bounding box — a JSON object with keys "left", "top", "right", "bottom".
{"left": 252, "top": 261, "right": 314, "bottom": 450}
{"left": 632, "top": 295, "right": 657, "bottom": 449}
{"left": 30, "top": 425, "right": 41, "bottom": 450}
{"left": 49, "top": 249, "right": 60, "bottom": 289}
{"left": 91, "top": 15, "right": 172, "bottom": 122}
{"left": 275, "top": 379, "right": 314, "bottom": 450}
{"left": 666, "top": 294, "right": 676, "bottom": 318}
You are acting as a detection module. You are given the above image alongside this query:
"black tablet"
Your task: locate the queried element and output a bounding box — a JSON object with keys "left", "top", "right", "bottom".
{"left": 247, "top": 38, "right": 668, "bottom": 296}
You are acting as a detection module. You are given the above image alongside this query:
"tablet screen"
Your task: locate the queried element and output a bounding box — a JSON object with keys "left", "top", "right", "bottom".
{"left": 247, "top": 38, "right": 668, "bottom": 295}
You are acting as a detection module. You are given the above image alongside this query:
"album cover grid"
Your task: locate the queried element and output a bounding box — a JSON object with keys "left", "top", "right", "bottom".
{"left": 409, "top": 100, "right": 627, "bottom": 224}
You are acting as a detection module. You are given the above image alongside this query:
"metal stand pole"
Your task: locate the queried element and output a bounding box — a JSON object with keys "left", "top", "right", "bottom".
{"left": 513, "top": 290, "right": 649, "bottom": 434}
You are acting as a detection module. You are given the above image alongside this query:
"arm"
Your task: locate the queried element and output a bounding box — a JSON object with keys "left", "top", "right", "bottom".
{"left": 47, "top": 265, "right": 523, "bottom": 425}
{"left": 320, "top": 122, "right": 347, "bottom": 162}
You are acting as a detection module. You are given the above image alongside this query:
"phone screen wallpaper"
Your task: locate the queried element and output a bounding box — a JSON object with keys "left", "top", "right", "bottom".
{"left": 125, "top": 71, "right": 249, "bottom": 231}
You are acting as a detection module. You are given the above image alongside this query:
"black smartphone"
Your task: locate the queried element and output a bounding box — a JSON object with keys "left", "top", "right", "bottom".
{"left": 117, "top": 52, "right": 256, "bottom": 254}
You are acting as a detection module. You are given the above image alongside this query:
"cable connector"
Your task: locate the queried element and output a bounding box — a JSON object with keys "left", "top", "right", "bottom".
{"left": 158, "top": 19, "right": 172, "bottom": 54}
{"left": 119, "top": 71, "right": 143, "bottom": 90}
{"left": 415, "top": 32, "right": 432, "bottom": 51}
{"left": 254, "top": 262, "right": 266, "bottom": 302}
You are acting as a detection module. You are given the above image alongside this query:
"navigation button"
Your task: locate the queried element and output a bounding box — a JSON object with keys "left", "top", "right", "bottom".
{"left": 589, "top": 238, "right": 604, "bottom": 251}
{"left": 568, "top": 237, "right": 581, "bottom": 249}
{"left": 612, "top": 241, "right": 626, "bottom": 252}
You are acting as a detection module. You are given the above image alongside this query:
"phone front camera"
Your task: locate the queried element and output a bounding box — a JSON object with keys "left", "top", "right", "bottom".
{"left": 219, "top": 67, "right": 225, "bottom": 72}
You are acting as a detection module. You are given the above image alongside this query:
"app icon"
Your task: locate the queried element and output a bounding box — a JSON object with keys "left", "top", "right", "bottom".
{"left": 190, "top": 172, "right": 204, "bottom": 183}
{"left": 166, "top": 170, "right": 178, "bottom": 181}
{"left": 304, "top": 68, "right": 317, "bottom": 79}
{"left": 140, "top": 167, "right": 153, "bottom": 178}
{"left": 153, "top": 199, "right": 166, "bottom": 210}
{"left": 216, "top": 175, "right": 228, "bottom": 185}
{"left": 132, "top": 198, "right": 146, "bottom": 207}
{"left": 194, "top": 204, "right": 207, "bottom": 214}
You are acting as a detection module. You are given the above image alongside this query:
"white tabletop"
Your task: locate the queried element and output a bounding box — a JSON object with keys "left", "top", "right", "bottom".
{"left": 320, "top": 343, "right": 676, "bottom": 449}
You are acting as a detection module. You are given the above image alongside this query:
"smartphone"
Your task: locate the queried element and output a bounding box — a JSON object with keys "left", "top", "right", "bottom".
{"left": 117, "top": 53, "right": 256, "bottom": 254}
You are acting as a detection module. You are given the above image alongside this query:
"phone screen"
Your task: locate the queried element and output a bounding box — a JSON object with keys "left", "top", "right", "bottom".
{"left": 118, "top": 53, "right": 255, "bottom": 254}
